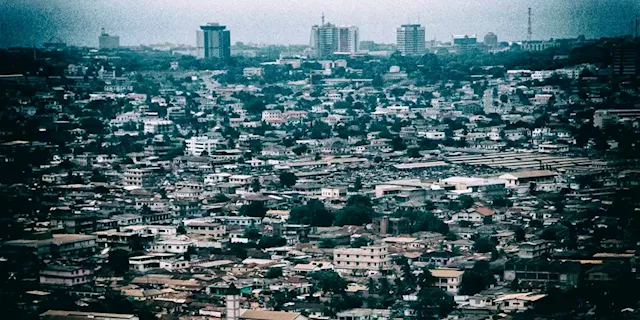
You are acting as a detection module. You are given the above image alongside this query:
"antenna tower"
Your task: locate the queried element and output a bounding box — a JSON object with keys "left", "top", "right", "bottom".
{"left": 527, "top": 8, "right": 532, "bottom": 41}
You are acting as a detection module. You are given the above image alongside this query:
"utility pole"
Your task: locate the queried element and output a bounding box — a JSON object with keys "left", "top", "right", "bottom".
{"left": 527, "top": 8, "right": 532, "bottom": 41}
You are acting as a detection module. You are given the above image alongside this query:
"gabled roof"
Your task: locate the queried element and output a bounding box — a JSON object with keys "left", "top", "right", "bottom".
{"left": 476, "top": 207, "right": 495, "bottom": 216}
{"left": 501, "top": 170, "right": 556, "bottom": 179}
{"left": 240, "top": 310, "right": 304, "bottom": 320}
{"left": 494, "top": 292, "right": 547, "bottom": 302}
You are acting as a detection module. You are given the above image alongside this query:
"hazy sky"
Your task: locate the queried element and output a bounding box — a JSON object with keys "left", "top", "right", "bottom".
{"left": 1, "top": 0, "right": 638, "bottom": 48}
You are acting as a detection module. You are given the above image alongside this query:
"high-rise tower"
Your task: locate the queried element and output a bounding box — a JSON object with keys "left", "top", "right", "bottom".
{"left": 397, "top": 24, "right": 426, "bottom": 56}
{"left": 98, "top": 28, "right": 120, "bottom": 49}
{"left": 197, "top": 23, "right": 231, "bottom": 59}
{"left": 310, "top": 16, "right": 358, "bottom": 57}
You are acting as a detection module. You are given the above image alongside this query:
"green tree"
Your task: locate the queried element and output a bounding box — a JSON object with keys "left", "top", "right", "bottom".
{"left": 309, "top": 270, "right": 347, "bottom": 295}
{"left": 251, "top": 179, "right": 261, "bottom": 192}
{"left": 185, "top": 246, "right": 197, "bottom": 261}
{"left": 292, "top": 144, "right": 308, "bottom": 155}
{"left": 239, "top": 201, "right": 267, "bottom": 218}
{"left": 350, "top": 236, "right": 370, "bottom": 248}
{"left": 458, "top": 195, "right": 475, "bottom": 209}
{"left": 411, "top": 269, "right": 455, "bottom": 319}
{"left": 335, "top": 195, "right": 376, "bottom": 226}
{"left": 310, "top": 121, "right": 331, "bottom": 139}
{"left": 80, "top": 117, "right": 106, "bottom": 135}
{"left": 514, "top": 226, "right": 525, "bottom": 242}
{"left": 289, "top": 199, "right": 334, "bottom": 227}
{"left": 353, "top": 177, "right": 363, "bottom": 191}
{"left": 459, "top": 271, "right": 487, "bottom": 295}
{"left": 109, "top": 248, "right": 130, "bottom": 275}
{"left": 413, "top": 287, "right": 455, "bottom": 319}
{"left": 473, "top": 237, "right": 496, "bottom": 253}
{"left": 245, "top": 98, "right": 266, "bottom": 115}
{"left": 258, "top": 235, "right": 287, "bottom": 249}
{"left": 540, "top": 229, "right": 557, "bottom": 241}
{"left": 367, "top": 278, "right": 377, "bottom": 294}
{"left": 244, "top": 226, "right": 261, "bottom": 241}
{"left": 319, "top": 238, "right": 337, "bottom": 248}
{"left": 372, "top": 74, "right": 384, "bottom": 88}
{"left": 391, "top": 136, "right": 406, "bottom": 151}
{"left": 398, "top": 208, "right": 449, "bottom": 234}
{"left": 212, "top": 193, "right": 230, "bottom": 203}
{"left": 279, "top": 171, "right": 298, "bottom": 187}
{"left": 266, "top": 267, "right": 283, "bottom": 278}
{"left": 407, "top": 147, "right": 421, "bottom": 158}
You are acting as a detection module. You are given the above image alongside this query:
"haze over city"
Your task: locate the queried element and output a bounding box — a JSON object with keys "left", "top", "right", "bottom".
{"left": 2, "top": 0, "right": 640, "bottom": 320}
{"left": 1, "top": 0, "right": 639, "bottom": 47}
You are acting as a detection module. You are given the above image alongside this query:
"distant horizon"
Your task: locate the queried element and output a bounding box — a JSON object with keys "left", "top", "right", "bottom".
{"left": 1, "top": 0, "right": 638, "bottom": 48}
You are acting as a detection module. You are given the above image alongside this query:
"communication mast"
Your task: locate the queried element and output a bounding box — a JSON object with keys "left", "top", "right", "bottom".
{"left": 527, "top": 8, "right": 532, "bottom": 41}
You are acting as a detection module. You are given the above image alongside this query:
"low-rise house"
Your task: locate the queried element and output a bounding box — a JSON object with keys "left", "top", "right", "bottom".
{"left": 493, "top": 292, "right": 547, "bottom": 312}
{"left": 504, "top": 259, "right": 580, "bottom": 287}
{"left": 2, "top": 234, "right": 97, "bottom": 261}
{"left": 321, "top": 187, "right": 347, "bottom": 199}
{"left": 430, "top": 268, "right": 464, "bottom": 294}
{"left": 333, "top": 245, "right": 391, "bottom": 273}
{"left": 129, "top": 253, "right": 188, "bottom": 273}
{"left": 517, "top": 240, "right": 553, "bottom": 258}
{"left": 229, "top": 174, "right": 255, "bottom": 185}
{"left": 239, "top": 310, "right": 308, "bottom": 320}
{"left": 111, "top": 214, "right": 143, "bottom": 226}
{"left": 336, "top": 308, "right": 392, "bottom": 320}
{"left": 499, "top": 170, "right": 557, "bottom": 188}
{"left": 184, "top": 220, "right": 227, "bottom": 239}
{"left": 39, "top": 265, "right": 94, "bottom": 287}
{"left": 150, "top": 239, "right": 193, "bottom": 254}
{"left": 40, "top": 310, "right": 139, "bottom": 320}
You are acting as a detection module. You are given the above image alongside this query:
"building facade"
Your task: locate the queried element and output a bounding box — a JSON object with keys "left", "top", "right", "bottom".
{"left": 39, "top": 265, "right": 94, "bottom": 287}
{"left": 612, "top": 41, "right": 640, "bottom": 77}
{"left": 333, "top": 245, "right": 391, "bottom": 272}
{"left": 98, "top": 28, "right": 120, "bottom": 49}
{"left": 484, "top": 32, "right": 498, "bottom": 47}
{"left": 311, "top": 23, "right": 339, "bottom": 57}
{"left": 397, "top": 24, "right": 426, "bottom": 56}
{"left": 185, "top": 136, "right": 224, "bottom": 156}
{"left": 337, "top": 26, "right": 359, "bottom": 54}
{"left": 197, "top": 23, "right": 231, "bottom": 59}
{"left": 430, "top": 268, "right": 464, "bottom": 294}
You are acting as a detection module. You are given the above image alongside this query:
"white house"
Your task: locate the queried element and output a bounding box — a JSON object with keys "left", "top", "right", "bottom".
{"left": 430, "top": 268, "right": 464, "bottom": 294}
{"left": 150, "top": 239, "right": 193, "bottom": 254}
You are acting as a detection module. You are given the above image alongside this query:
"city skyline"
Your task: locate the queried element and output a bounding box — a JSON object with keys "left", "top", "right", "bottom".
{"left": 1, "top": 0, "right": 639, "bottom": 48}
